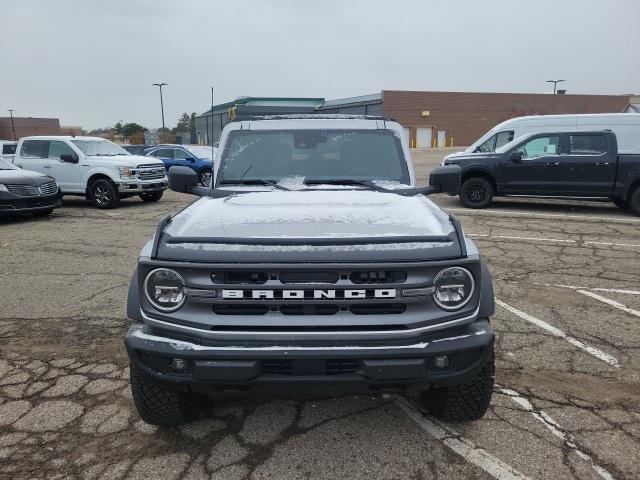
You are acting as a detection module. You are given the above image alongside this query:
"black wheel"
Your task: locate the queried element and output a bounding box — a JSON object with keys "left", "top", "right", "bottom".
{"left": 33, "top": 208, "right": 54, "bottom": 216}
{"left": 90, "top": 179, "right": 120, "bottom": 209}
{"left": 139, "top": 191, "right": 164, "bottom": 203}
{"left": 460, "top": 177, "right": 494, "bottom": 209}
{"left": 630, "top": 188, "right": 640, "bottom": 216}
{"left": 421, "top": 348, "right": 495, "bottom": 422}
{"left": 198, "top": 168, "right": 212, "bottom": 187}
{"left": 130, "top": 364, "right": 201, "bottom": 425}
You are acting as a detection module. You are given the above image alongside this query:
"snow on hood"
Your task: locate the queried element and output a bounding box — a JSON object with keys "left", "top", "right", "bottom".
{"left": 0, "top": 168, "right": 49, "bottom": 181}
{"left": 164, "top": 189, "right": 454, "bottom": 241}
{"left": 86, "top": 154, "right": 163, "bottom": 166}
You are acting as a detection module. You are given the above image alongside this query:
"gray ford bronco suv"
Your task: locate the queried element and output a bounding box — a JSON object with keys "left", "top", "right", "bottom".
{"left": 125, "top": 115, "right": 496, "bottom": 425}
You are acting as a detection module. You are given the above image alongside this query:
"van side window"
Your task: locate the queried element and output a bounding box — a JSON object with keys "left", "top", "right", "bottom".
{"left": 49, "top": 141, "right": 76, "bottom": 159}
{"left": 476, "top": 134, "right": 496, "bottom": 153}
{"left": 2, "top": 144, "right": 17, "bottom": 155}
{"left": 516, "top": 136, "right": 560, "bottom": 159}
{"left": 569, "top": 135, "right": 605, "bottom": 155}
{"left": 21, "top": 140, "right": 50, "bottom": 159}
{"left": 495, "top": 131, "right": 514, "bottom": 149}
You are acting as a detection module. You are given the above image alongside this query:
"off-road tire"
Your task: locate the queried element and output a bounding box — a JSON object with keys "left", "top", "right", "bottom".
{"left": 89, "top": 179, "right": 120, "bottom": 209}
{"left": 422, "top": 349, "right": 495, "bottom": 421}
{"left": 198, "top": 168, "right": 212, "bottom": 187}
{"left": 130, "top": 364, "right": 199, "bottom": 425}
{"left": 139, "top": 191, "right": 163, "bottom": 203}
{"left": 460, "top": 177, "right": 494, "bottom": 209}
{"left": 629, "top": 187, "right": 640, "bottom": 216}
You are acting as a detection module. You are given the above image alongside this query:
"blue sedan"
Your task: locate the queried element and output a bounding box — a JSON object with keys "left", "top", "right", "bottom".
{"left": 144, "top": 144, "right": 215, "bottom": 186}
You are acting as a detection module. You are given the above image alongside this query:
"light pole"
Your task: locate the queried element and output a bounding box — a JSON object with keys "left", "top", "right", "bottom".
{"left": 7, "top": 109, "right": 16, "bottom": 140}
{"left": 152, "top": 83, "right": 168, "bottom": 143}
{"left": 215, "top": 85, "right": 218, "bottom": 161}
{"left": 546, "top": 79, "right": 565, "bottom": 95}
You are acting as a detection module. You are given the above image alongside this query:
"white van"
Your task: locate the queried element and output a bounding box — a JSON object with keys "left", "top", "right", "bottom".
{"left": 443, "top": 113, "right": 640, "bottom": 161}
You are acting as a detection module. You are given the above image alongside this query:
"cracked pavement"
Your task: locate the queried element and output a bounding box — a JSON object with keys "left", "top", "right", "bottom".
{"left": 1, "top": 153, "right": 639, "bottom": 479}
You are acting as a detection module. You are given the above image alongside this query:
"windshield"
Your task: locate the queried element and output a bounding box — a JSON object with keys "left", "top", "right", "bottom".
{"left": 71, "top": 139, "right": 129, "bottom": 156}
{"left": 218, "top": 129, "right": 409, "bottom": 184}
{"left": 186, "top": 145, "right": 215, "bottom": 160}
{"left": 0, "top": 158, "right": 17, "bottom": 170}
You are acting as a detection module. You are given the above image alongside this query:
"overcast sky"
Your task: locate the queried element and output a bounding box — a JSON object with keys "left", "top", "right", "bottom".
{"left": 1, "top": 0, "right": 638, "bottom": 130}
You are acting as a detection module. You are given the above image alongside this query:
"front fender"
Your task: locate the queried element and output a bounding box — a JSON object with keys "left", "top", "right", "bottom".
{"left": 127, "top": 267, "right": 142, "bottom": 322}
{"left": 478, "top": 260, "right": 495, "bottom": 319}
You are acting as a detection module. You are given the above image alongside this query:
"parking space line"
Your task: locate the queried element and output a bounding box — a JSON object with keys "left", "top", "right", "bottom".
{"left": 498, "top": 387, "right": 614, "bottom": 480}
{"left": 393, "top": 396, "right": 533, "bottom": 480}
{"left": 468, "top": 233, "right": 575, "bottom": 244}
{"left": 577, "top": 290, "right": 640, "bottom": 318}
{"left": 583, "top": 241, "right": 640, "bottom": 248}
{"left": 534, "top": 283, "right": 640, "bottom": 295}
{"left": 446, "top": 207, "right": 640, "bottom": 225}
{"left": 495, "top": 299, "right": 620, "bottom": 367}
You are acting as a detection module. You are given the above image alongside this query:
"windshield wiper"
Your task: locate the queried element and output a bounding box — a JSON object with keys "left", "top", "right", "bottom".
{"left": 219, "top": 179, "right": 290, "bottom": 191}
{"left": 303, "top": 178, "right": 436, "bottom": 196}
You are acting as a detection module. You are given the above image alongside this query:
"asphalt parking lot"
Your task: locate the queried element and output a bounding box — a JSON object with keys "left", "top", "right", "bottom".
{"left": 1, "top": 154, "right": 639, "bottom": 479}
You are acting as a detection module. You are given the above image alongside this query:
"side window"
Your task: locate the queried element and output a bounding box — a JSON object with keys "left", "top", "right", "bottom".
{"left": 20, "top": 140, "right": 50, "bottom": 159}
{"left": 2, "top": 144, "right": 17, "bottom": 155}
{"left": 495, "top": 131, "right": 514, "bottom": 149}
{"left": 476, "top": 134, "right": 497, "bottom": 153}
{"left": 174, "top": 148, "right": 190, "bottom": 160}
{"left": 569, "top": 135, "right": 605, "bottom": 155}
{"left": 49, "top": 141, "right": 76, "bottom": 159}
{"left": 154, "top": 148, "right": 174, "bottom": 159}
{"left": 516, "top": 135, "right": 560, "bottom": 159}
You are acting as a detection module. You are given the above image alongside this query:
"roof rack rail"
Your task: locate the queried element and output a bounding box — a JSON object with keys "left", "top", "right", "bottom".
{"left": 230, "top": 114, "right": 395, "bottom": 122}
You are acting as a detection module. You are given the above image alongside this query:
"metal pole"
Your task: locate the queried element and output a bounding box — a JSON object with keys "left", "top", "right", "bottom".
{"left": 153, "top": 83, "right": 168, "bottom": 143}
{"left": 215, "top": 86, "right": 218, "bottom": 161}
{"left": 546, "top": 79, "right": 565, "bottom": 95}
{"left": 8, "top": 109, "right": 16, "bottom": 140}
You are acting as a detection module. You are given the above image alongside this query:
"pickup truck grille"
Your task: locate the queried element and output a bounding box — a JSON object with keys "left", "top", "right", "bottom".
{"left": 5, "top": 182, "right": 57, "bottom": 197}
{"left": 136, "top": 164, "right": 166, "bottom": 180}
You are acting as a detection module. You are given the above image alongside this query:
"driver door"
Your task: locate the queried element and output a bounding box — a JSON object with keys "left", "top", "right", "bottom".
{"left": 500, "top": 134, "right": 566, "bottom": 194}
{"left": 48, "top": 141, "right": 81, "bottom": 192}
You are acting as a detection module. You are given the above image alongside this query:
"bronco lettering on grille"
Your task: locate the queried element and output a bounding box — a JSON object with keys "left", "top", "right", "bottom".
{"left": 221, "top": 289, "right": 396, "bottom": 300}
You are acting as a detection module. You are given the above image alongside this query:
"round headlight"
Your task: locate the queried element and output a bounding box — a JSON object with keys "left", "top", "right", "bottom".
{"left": 144, "top": 268, "right": 186, "bottom": 312}
{"left": 432, "top": 267, "right": 475, "bottom": 311}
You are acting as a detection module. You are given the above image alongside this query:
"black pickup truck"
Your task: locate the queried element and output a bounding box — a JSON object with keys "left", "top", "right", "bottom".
{"left": 443, "top": 130, "right": 640, "bottom": 214}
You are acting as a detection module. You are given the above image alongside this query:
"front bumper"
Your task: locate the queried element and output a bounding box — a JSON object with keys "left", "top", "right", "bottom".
{"left": 125, "top": 319, "right": 494, "bottom": 391}
{"left": 117, "top": 180, "right": 168, "bottom": 193}
{"left": 0, "top": 192, "right": 63, "bottom": 215}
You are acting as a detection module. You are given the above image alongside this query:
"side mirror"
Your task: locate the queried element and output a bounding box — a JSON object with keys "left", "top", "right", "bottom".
{"left": 510, "top": 151, "right": 523, "bottom": 163}
{"left": 60, "top": 153, "right": 78, "bottom": 163}
{"left": 168, "top": 166, "right": 208, "bottom": 195}
{"left": 429, "top": 165, "right": 461, "bottom": 194}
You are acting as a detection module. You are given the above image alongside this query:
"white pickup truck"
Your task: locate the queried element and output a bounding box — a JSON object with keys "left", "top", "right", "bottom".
{"left": 13, "top": 136, "right": 168, "bottom": 209}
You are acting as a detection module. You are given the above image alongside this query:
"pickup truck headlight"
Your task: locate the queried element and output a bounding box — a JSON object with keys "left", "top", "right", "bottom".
{"left": 144, "top": 268, "right": 186, "bottom": 312}
{"left": 118, "top": 167, "right": 135, "bottom": 178}
{"left": 432, "top": 267, "right": 475, "bottom": 311}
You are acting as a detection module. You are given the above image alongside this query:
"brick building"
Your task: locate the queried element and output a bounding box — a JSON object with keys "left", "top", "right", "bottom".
{"left": 0, "top": 117, "right": 62, "bottom": 140}
{"left": 382, "top": 90, "right": 633, "bottom": 147}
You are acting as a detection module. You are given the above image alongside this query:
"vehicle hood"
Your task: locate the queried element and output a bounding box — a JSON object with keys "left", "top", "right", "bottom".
{"left": 157, "top": 189, "right": 463, "bottom": 262}
{"left": 87, "top": 154, "right": 164, "bottom": 166}
{"left": 443, "top": 150, "right": 471, "bottom": 161}
{"left": 0, "top": 168, "right": 52, "bottom": 184}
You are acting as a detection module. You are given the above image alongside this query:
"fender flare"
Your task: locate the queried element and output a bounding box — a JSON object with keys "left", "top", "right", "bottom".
{"left": 477, "top": 260, "right": 495, "bottom": 319}
{"left": 127, "top": 267, "right": 143, "bottom": 322}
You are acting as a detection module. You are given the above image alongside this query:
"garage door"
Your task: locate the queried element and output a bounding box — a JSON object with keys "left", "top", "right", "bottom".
{"left": 416, "top": 127, "right": 432, "bottom": 148}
